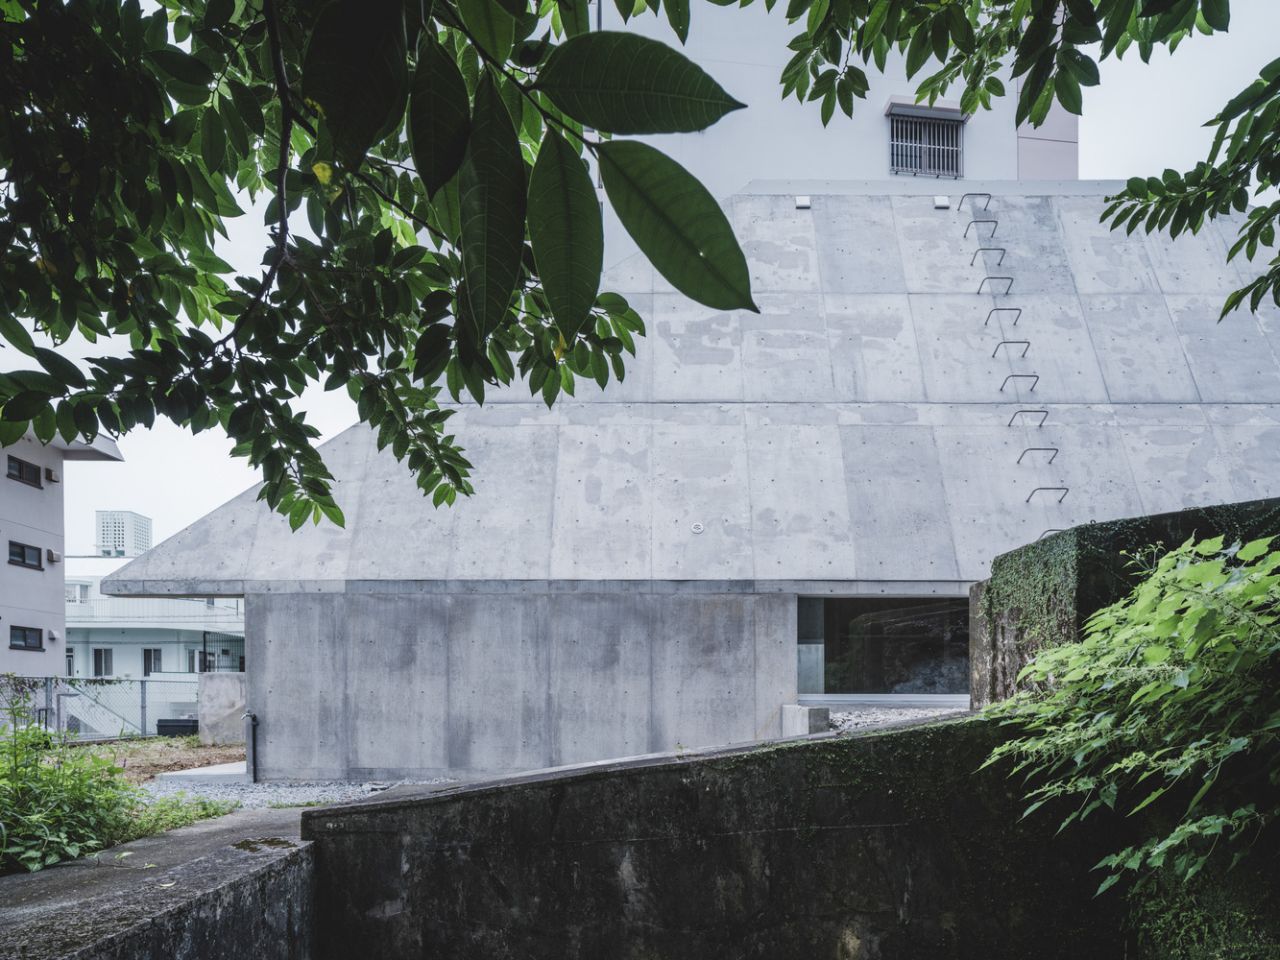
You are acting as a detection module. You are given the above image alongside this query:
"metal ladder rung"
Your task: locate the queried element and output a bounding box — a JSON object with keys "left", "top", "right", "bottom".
{"left": 1016, "top": 446, "right": 1059, "bottom": 465}
{"left": 992, "top": 340, "right": 1030, "bottom": 358}
{"left": 964, "top": 219, "right": 998, "bottom": 238}
{"left": 1007, "top": 409, "right": 1048, "bottom": 427}
{"left": 958, "top": 193, "right": 992, "bottom": 212}
{"left": 999, "top": 374, "right": 1039, "bottom": 392}
{"left": 1026, "top": 487, "right": 1069, "bottom": 504}
{"left": 970, "top": 247, "right": 1007, "bottom": 266}
{"left": 978, "top": 276, "right": 1014, "bottom": 295}
{"left": 985, "top": 307, "right": 1022, "bottom": 326}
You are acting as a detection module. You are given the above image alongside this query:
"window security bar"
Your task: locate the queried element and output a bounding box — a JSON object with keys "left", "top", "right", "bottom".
{"left": 958, "top": 192, "right": 991, "bottom": 212}
{"left": 1007, "top": 409, "right": 1048, "bottom": 427}
{"left": 985, "top": 307, "right": 1022, "bottom": 326}
{"left": 1026, "top": 487, "right": 1069, "bottom": 504}
{"left": 964, "top": 219, "right": 998, "bottom": 238}
{"left": 978, "top": 276, "right": 1014, "bottom": 295}
{"left": 889, "top": 114, "right": 964, "bottom": 178}
{"left": 992, "top": 340, "right": 1030, "bottom": 358}
{"left": 970, "top": 247, "right": 1007, "bottom": 266}
{"left": 999, "top": 374, "right": 1040, "bottom": 392}
{"left": 1017, "top": 446, "right": 1059, "bottom": 465}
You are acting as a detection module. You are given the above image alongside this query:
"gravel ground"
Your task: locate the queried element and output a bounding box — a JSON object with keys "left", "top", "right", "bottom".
{"left": 830, "top": 706, "right": 965, "bottom": 733}
{"left": 142, "top": 777, "right": 454, "bottom": 809}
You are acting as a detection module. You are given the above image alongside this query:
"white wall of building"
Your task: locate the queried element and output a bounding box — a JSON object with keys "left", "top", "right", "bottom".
{"left": 0, "top": 436, "right": 69, "bottom": 677}
{"left": 599, "top": 2, "right": 1078, "bottom": 263}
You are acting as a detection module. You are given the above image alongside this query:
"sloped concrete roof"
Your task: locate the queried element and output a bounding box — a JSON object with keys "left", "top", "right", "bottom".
{"left": 105, "top": 181, "right": 1280, "bottom": 595}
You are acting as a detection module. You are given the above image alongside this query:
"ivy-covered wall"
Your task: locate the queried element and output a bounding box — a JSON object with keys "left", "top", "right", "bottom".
{"left": 970, "top": 497, "right": 1280, "bottom": 706}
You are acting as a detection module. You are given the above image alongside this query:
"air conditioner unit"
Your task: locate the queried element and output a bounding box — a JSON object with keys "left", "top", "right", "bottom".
{"left": 44, "top": 467, "right": 60, "bottom": 483}
{"left": 46, "top": 549, "right": 62, "bottom": 564}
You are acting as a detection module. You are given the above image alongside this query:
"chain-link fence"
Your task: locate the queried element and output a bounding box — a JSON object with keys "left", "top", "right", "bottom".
{"left": 2, "top": 676, "right": 199, "bottom": 740}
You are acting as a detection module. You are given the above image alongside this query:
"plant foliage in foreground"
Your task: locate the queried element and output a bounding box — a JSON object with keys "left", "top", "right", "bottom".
{"left": 0, "top": 677, "right": 233, "bottom": 873}
{"left": 983, "top": 536, "right": 1280, "bottom": 894}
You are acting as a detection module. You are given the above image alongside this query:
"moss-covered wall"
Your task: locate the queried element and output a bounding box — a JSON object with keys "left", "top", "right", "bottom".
{"left": 304, "top": 719, "right": 1127, "bottom": 960}
{"left": 970, "top": 497, "right": 1280, "bottom": 706}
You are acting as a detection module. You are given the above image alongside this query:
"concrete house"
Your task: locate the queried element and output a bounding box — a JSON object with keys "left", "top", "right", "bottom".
{"left": 104, "top": 176, "right": 1280, "bottom": 779}
{"left": 100, "top": 11, "right": 1280, "bottom": 779}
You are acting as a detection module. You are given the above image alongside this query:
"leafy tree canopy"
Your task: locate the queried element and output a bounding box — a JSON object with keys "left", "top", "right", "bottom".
{"left": 0, "top": 0, "right": 1267, "bottom": 527}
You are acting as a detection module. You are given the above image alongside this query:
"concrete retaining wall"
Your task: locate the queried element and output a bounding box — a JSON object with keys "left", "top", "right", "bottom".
{"left": 249, "top": 587, "right": 797, "bottom": 780}
{"left": 198, "top": 671, "right": 246, "bottom": 745}
{"left": 0, "top": 825, "right": 312, "bottom": 960}
{"left": 301, "top": 720, "right": 1122, "bottom": 959}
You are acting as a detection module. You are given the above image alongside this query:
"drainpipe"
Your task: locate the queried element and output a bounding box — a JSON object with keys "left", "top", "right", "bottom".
{"left": 243, "top": 711, "right": 258, "bottom": 782}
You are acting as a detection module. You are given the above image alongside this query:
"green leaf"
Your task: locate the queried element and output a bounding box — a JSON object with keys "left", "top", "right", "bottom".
{"left": 596, "top": 140, "right": 756, "bottom": 311}
{"left": 200, "top": 107, "right": 225, "bottom": 174}
{"left": 558, "top": 0, "right": 590, "bottom": 36}
{"left": 1200, "top": 0, "right": 1229, "bottom": 30}
{"left": 528, "top": 129, "right": 602, "bottom": 338}
{"left": 535, "top": 32, "right": 745, "bottom": 134}
{"left": 302, "top": 0, "right": 408, "bottom": 168}
{"left": 35, "top": 348, "right": 86, "bottom": 389}
{"left": 0, "top": 314, "right": 37, "bottom": 357}
{"left": 409, "top": 38, "right": 472, "bottom": 198}
{"left": 147, "top": 48, "right": 214, "bottom": 88}
{"left": 1054, "top": 71, "right": 1083, "bottom": 116}
{"left": 458, "top": 74, "right": 526, "bottom": 338}
{"left": 456, "top": 0, "right": 516, "bottom": 62}
{"left": 665, "top": 0, "right": 690, "bottom": 43}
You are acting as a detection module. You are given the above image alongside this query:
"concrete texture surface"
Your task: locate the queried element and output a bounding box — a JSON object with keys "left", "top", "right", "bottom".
{"left": 107, "top": 182, "right": 1280, "bottom": 596}
{"left": 0, "top": 809, "right": 310, "bottom": 960}
{"left": 300, "top": 719, "right": 1123, "bottom": 959}
{"left": 197, "top": 671, "right": 246, "bottom": 745}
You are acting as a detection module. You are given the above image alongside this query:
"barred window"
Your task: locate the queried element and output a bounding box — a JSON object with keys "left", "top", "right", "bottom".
{"left": 889, "top": 114, "right": 964, "bottom": 178}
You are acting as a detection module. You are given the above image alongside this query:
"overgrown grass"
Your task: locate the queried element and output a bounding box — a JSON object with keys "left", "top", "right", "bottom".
{"left": 0, "top": 676, "right": 236, "bottom": 874}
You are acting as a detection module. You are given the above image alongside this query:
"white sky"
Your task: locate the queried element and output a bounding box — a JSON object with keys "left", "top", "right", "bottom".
{"left": 56, "top": 1, "right": 1280, "bottom": 553}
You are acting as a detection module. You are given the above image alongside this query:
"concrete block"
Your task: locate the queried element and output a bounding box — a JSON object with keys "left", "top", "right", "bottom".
{"left": 198, "top": 672, "right": 247, "bottom": 745}
{"left": 781, "top": 704, "right": 829, "bottom": 736}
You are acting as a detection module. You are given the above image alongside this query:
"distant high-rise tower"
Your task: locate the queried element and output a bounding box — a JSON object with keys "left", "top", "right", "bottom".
{"left": 95, "top": 510, "right": 152, "bottom": 558}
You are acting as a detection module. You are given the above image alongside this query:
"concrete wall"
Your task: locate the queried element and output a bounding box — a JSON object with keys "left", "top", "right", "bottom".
{"left": 248, "top": 587, "right": 796, "bottom": 780}
{"left": 200, "top": 671, "right": 247, "bottom": 745}
{"left": 302, "top": 720, "right": 1122, "bottom": 959}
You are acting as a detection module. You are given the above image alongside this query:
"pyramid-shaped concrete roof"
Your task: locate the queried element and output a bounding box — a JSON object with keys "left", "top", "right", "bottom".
{"left": 105, "top": 181, "right": 1280, "bottom": 596}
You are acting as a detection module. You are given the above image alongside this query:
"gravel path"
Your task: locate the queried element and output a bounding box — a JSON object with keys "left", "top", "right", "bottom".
{"left": 830, "top": 706, "right": 965, "bottom": 733}
{"left": 142, "top": 777, "right": 454, "bottom": 809}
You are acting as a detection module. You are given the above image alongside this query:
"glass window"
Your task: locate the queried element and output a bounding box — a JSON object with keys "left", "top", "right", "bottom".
{"left": 797, "top": 597, "right": 969, "bottom": 695}
{"left": 93, "top": 648, "right": 113, "bottom": 677}
{"left": 143, "top": 648, "right": 162, "bottom": 676}
{"left": 9, "top": 625, "right": 43, "bottom": 650}
{"left": 6, "top": 455, "right": 41, "bottom": 487}
{"left": 8, "top": 541, "right": 42, "bottom": 569}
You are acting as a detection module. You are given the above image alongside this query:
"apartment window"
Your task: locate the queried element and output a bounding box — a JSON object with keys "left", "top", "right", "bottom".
{"left": 93, "top": 648, "right": 113, "bottom": 677}
{"left": 66, "top": 652, "right": 74, "bottom": 676}
{"left": 9, "top": 625, "right": 43, "bottom": 650}
{"left": 6, "top": 455, "right": 42, "bottom": 488}
{"left": 143, "top": 648, "right": 162, "bottom": 676}
{"left": 889, "top": 114, "right": 964, "bottom": 178}
{"left": 8, "top": 541, "right": 43, "bottom": 570}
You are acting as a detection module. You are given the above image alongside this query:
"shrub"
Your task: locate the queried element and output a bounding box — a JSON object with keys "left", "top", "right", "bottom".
{"left": 0, "top": 676, "right": 235, "bottom": 874}
{"left": 983, "top": 535, "right": 1280, "bottom": 893}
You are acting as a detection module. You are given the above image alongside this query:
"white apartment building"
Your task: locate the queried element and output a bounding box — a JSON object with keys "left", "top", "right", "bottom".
{"left": 94, "top": 509, "right": 153, "bottom": 558}
{"left": 64, "top": 563, "right": 244, "bottom": 681}
{"left": 0, "top": 432, "right": 123, "bottom": 677}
